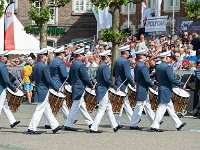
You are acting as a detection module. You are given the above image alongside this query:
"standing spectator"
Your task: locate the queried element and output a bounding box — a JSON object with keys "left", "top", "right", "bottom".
{"left": 191, "top": 32, "right": 200, "bottom": 59}
{"left": 130, "top": 42, "right": 136, "bottom": 58}
{"left": 22, "top": 58, "right": 33, "bottom": 104}
{"left": 172, "top": 52, "right": 182, "bottom": 71}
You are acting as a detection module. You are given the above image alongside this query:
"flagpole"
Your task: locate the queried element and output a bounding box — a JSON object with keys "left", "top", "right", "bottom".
{"left": 141, "top": 2, "right": 144, "bottom": 27}
{"left": 128, "top": 3, "right": 130, "bottom": 28}
{"left": 172, "top": 0, "right": 175, "bottom": 35}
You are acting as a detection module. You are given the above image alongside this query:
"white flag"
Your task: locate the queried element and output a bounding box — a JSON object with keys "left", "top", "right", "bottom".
{"left": 92, "top": 5, "right": 112, "bottom": 31}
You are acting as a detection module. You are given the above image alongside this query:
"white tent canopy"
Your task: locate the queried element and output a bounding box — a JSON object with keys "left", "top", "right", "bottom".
{"left": 0, "top": 0, "right": 40, "bottom": 55}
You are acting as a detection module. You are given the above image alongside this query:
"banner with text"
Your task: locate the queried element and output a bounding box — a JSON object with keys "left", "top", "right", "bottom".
{"left": 145, "top": 16, "right": 168, "bottom": 33}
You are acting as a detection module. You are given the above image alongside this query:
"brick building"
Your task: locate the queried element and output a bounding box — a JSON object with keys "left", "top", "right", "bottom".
{"left": 7, "top": 0, "right": 192, "bottom": 47}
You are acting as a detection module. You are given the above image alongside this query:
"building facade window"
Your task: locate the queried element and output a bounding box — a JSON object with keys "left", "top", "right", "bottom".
{"left": 164, "top": 0, "right": 180, "bottom": 12}
{"left": 34, "top": 0, "right": 58, "bottom": 25}
{"left": 72, "top": 0, "right": 92, "bottom": 13}
{"left": 121, "top": 3, "right": 136, "bottom": 14}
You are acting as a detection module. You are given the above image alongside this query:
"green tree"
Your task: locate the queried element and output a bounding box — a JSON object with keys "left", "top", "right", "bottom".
{"left": 91, "top": 0, "right": 143, "bottom": 79}
{"left": 27, "top": 0, "right": 70, "bottom": 48}
{"left": 183, "top": 0, "right": 200, "bottom": 21}
{"left": 0, "top": 0, "right": 4, "bottom": 18}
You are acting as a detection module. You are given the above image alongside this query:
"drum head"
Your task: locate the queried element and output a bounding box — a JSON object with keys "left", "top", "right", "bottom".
{"left": 7, "top": 88, "right": 24, "bottom": 96}
{"left": 85, "top": 87, "right": 96, "bottom": 96}
{"left": 128, "top": 84, "right": 136, "bottom": 92}
{"left": 109, "top": 88, "right": 126, "bottom": 97}
{"left": 172, "top": 88, "right": 190, "bottom": 98}
{"left": 64, "top": 85, "right": 72, "bottom": 93}
{"left": 149, "top": 88, "right": 158, "bottom": 95}
{"left": 49, "top": 89, "right": 65, "bottom": 98}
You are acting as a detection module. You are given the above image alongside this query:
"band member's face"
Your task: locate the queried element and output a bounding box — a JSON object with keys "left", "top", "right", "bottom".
{"left": 106, "top": 56, "right": 111, "bottom": 63}
{"left": 3, "top": 56, "right": 8, "bottom": 64}
{"left": 125, "top": 51, "right": 130, "bottom": 58}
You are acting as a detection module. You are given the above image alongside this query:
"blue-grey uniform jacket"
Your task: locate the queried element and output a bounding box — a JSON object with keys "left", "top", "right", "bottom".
{"left": 134, "top": 61, "right": 154, "bottom": 101}
{"left": 113, "top": 56, "right": 135, "bottom": 92}
{"left": 67, "top": 60, "right": 92, "bottom": 101}
{"left": 32, "top": 61, "right": 59, "bottom": 102}
{"left": 96, "top": 62, "right": 114, "bottom": 101}
{"left": 156, "top": 62, "right": 181, "bottom": 104}
{"left": 49, "top": 57, "right": 68, "bottom": 87}
{"left": 0, "top": 61, "right": 16, "bottom": 95}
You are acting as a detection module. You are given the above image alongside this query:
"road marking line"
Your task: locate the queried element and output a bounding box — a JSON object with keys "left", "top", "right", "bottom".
{"left": 190, "top": 130, "right": 200, "bottom": 133}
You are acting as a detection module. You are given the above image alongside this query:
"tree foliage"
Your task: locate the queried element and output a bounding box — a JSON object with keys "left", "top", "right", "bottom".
{"left": 183, "top": 0, "right": 200, "bottom": 21}
{"left": 0, "top": 0, "right": 4, "bottom": 18}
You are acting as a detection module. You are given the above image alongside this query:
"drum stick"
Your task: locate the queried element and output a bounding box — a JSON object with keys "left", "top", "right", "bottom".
{"left": 17, "top": 79, "right": 24, "bottom": 89}
{"left": 117, "top": 79, "right": 127, "bottom": 91}
{"left": 183, "top": 73, "right": 193, "bottom": 89}
{"left": 60, "top": 78, "right": 68, "bottom": 91}
{"left": 92, "top": 82, "right": 97, "bottom": 90}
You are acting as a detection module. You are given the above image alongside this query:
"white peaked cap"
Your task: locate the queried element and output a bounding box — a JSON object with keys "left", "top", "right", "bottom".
{"left": 54, "top": 46, "right": 65, "bottom": 53}
{"left": 99, "top": 50, "right": 111, "bottom": 56}
{"left": 75, "top": 48, "right": 85, "bottom": 54}
{"left": 119, "top": 45, "right": 130, "bottom": 51}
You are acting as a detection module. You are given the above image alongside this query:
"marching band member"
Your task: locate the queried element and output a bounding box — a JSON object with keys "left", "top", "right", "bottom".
{"left": 0, "top": 51, "right": 20, "bottom": 128}
{"left": 130, "top": 49, "right": 156, "bottom": 130}
{"left": 151, "top": 51, "right": 186, "bottom": 132}
{"left": 28, "top": 48, "right": 62, "bottom": 134}
{"left": 44, "top": 46, "right": 69, "bottom": 129}
{"left": 113, "top": 45, "right": 135, "bottom": 125}
{"left": 65, "top": 48, "right": 93, "bottom": 131}
{"left": 90, "top": 50, "right": 120, "bottom": 133}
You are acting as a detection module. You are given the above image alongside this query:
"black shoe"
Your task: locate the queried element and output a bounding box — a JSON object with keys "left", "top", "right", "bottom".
{"left": 74, "top": 120, "right": 78, "bottom": 124}
{"left": 89, "top": 124, "right": 92, "bottom": 129}
{"left": 44, "top": 125, "right": 51, "bottom": 129}
{"left": 177, "top": 123, "right": 186, "bottom": 131}
{"left": 52, "top": 126, "right": 63, "bottom": 134}
{"left": 130, "top": 126, "right": 141, "bottom": 130}
{"left": 27, "top": 129, "right": 41, "bottom": 135}
{"left": 64, "top": 126, "right": 77, "bottom": 131}
{"left": 113, "top": 125, "right": 121, "bottom": 132}
{"left": 150, "top": 128, "right": 164, "bottom": 132}
{"left": 160, "top": 121, "right": 163, "bottom": 125}
{"left": 90, "top": 129, "right": 102, "bottom": 133}
{"left": 10, "top": 121, "right": 20, "bottom": 128}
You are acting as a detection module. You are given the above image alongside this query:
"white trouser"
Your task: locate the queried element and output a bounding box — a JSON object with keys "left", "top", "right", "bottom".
{"left": 46, "top": 100, "right": 69, "bottom": 126}
{"left": 151, "top": 100, "right": 182, "bottom": 129}
{"left": 28, "top": 92, "right": 59, "bottom": 131}
{"left": 0, "top": 90, "right": 16, "bottom": 125}
{"left": 91, "top": 91, "right": 118, "bottom": 131}
{"left": 130, "top": 95, "right": 155, "bottom": 127}
{"left": 115, "top": 95, "right": 133, "bottom": 124}
{"left": 66, "top": 93, "right": 93, "bottom": 127}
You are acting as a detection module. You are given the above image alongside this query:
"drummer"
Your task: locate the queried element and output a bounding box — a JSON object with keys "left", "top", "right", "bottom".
{"left": 65, "top": 48, "right": 93, "bottom": 131}
{"left": 151, "top": 51, "right": 186, "bottom": 132}
{"left": 27, "top": 48, "right": 62, "bottom": 134}
{"left": 113, "top": 45, "right": 135, "bottom": 125}
{"left": 90, "top": 50, "right": 120, "bottom": 133}
{"left": 0, "top": 51, "right": 20, "bottom": 129}
{"left": 44, "top": 46, "right": 69, "bottom": 129}
{"left": 130, "top": 49, "right": 156, "bottom": 130}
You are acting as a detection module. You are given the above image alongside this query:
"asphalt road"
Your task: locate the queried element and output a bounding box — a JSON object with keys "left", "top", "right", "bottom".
{"left": 0, "top": 104, "right": 200, "bottom": 150}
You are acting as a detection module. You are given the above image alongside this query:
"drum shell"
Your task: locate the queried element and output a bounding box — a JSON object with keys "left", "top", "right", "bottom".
{"left": 6, "top": 90, "right": 23, "bottom": 113}
{"left": 63, "top": 89, "right": 73, "bottom": 109}
{"left": 49, "top": 92, "right": 65, "bottom": 115}
{"left": 108, "top": 90, "right": 125, "bottom": 114}
{"left": 171, "top": 91, "right": 189, "bottom": 113}
{"left": 128, "top": 87, "right": 136, "bottom": 109}
{"left": 149, "top": 89, "right": 158, "bottom": 111}
{"left": 84, "top": 90, "right": 97, "bottom": 113}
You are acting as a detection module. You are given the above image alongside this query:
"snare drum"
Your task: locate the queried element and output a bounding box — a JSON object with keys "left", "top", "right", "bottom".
{"left": 64, "top": 85, "right": 73, "bottom": 109}
{"left": 49, "top": 89, "right": 66, "bottom": 115}
{"left": 108, "top": 88, "right": 126, "bottom": 114}
{"left": 128, "top": 84, "right": 136, "bottom": 109}
{"left": 171, "top": 88, "right": 190, "bottom": 113}
{"left": 84, "top": 87, "right": 97, "bottom": 113}
{"left": 149, "top": 87, "right": 158, "bottom": 111}
{"left": 6, "top": 88, "right": 24, "bottom": 112}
